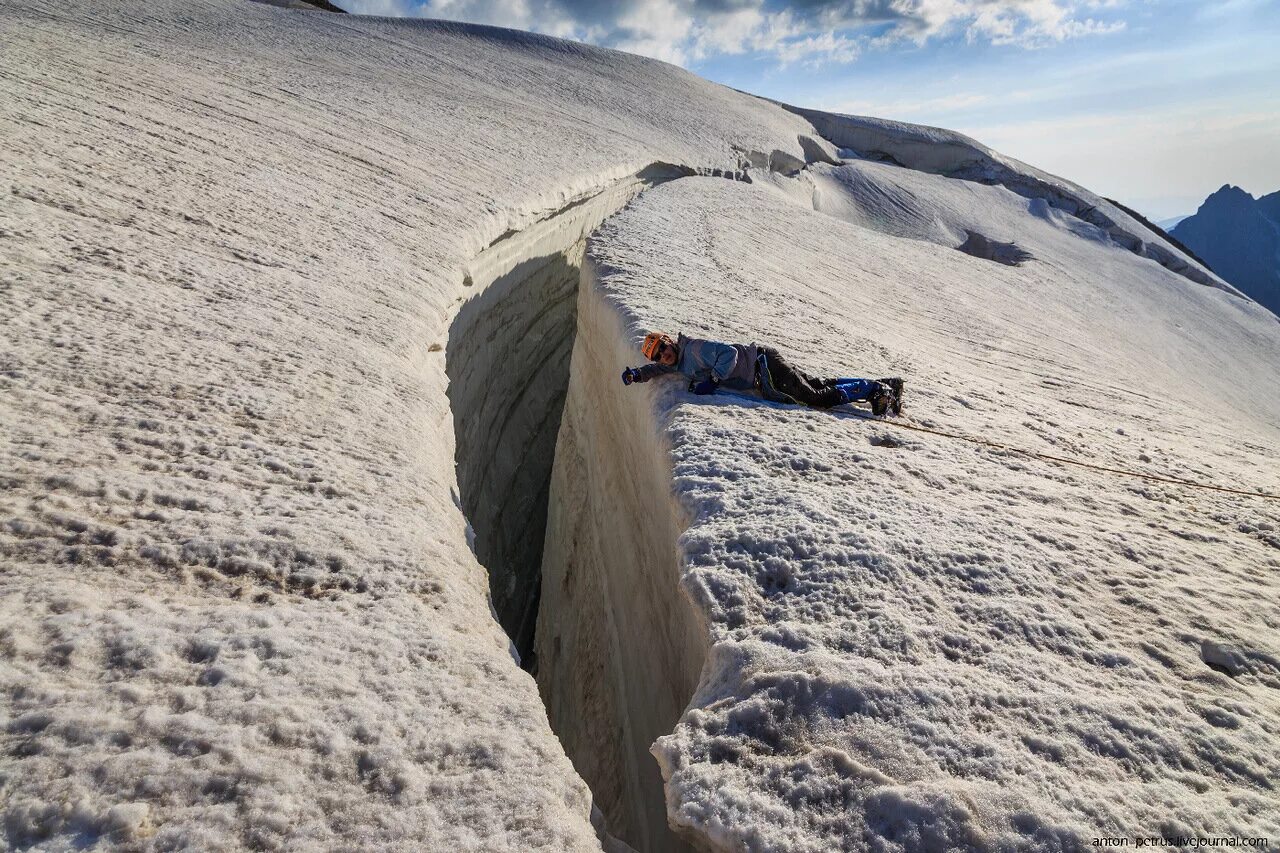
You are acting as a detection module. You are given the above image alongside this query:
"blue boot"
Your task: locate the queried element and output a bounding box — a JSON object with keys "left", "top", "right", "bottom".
{"left": 835, "top": 379, "right": 878, "bottom": 403}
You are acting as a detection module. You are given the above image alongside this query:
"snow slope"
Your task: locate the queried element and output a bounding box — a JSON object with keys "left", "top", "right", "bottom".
{"left": 579, "top": 170, "right": 1280, "bottom": 848}
{"left": 3, "top": 0, "right": 1278, "bottom": 850}
{"left": 783, "top": 110, "right": 1234, "bottom": 294}
{"left": 0, "top": 2, "right": 823, "bottom": 849}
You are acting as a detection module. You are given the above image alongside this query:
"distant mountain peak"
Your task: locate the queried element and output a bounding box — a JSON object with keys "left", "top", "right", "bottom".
{"left": 1207, "top": 183, "right": 1254, "bottom": 202}
{"left": 1175, "top": 184, "right": 1280, "bottom": 316}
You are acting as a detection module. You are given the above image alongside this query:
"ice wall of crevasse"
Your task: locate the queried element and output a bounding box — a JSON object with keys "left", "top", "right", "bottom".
{"left": 449, "top": 248, "right": 578, "bottom": 663}
{"left": 449, "top": 249, "right": 579, "bottom": 663}
{"left": 534, "top": 262, "right": 707, "bottom": 852}
{"left": 447, "top": 165, "right": 690, "bottom": 662}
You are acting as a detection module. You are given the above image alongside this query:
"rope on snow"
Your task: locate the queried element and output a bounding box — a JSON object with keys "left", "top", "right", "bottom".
{"left": 711, "top": 388, "right": 1280, "bottom": 502}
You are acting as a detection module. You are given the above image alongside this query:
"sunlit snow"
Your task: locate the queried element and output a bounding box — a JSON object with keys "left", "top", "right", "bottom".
{"left": 2, "top": 1, "right": 1278, "bottom": 851}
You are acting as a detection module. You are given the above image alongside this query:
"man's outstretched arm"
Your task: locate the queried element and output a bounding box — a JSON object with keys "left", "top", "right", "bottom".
{"left": 622, "top": 363, "right": 675, "bottom": 385}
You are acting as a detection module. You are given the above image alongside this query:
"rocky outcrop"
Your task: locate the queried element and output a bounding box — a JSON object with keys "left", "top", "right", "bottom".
{"left": 1173, "top": 185, "right": 1280, "bottom": 317}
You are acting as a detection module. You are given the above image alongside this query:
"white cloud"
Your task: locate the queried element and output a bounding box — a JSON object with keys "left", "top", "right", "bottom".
{"left": 956, "top": 0, "right": 1126, "bottom": 47}
{"left": 338, "top": 0, "right": 1130, "bottom": 68}
{"left": 612, "top": 0, "right": 697, "bottom": 63}
{"left": 775, "top": 31, "right": 861, "bottom": 67}
{"left": 427, "top": 0, "right": 533, "bottom": 29}
{"left": 689, "top": 7, "right": 768, "bottom": 57}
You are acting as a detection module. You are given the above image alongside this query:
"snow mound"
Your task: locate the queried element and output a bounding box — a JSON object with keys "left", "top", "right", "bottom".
{"left": 785, "top": 108, "right": 1234, "bottom": 293}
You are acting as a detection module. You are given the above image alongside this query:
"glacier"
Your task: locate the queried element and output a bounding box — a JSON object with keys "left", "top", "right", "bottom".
{"left": 2, "top": 1, "right": 1278, "bottom": 851}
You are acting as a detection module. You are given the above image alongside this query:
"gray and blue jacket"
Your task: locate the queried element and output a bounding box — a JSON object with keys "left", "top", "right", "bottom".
{"left": 632, "top": 333, "right": 759, "bottom": 390}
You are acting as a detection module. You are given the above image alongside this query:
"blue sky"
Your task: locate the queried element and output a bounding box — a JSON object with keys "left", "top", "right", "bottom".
{"left": 343, "top": 0, "right": 1280, "bottom": 220}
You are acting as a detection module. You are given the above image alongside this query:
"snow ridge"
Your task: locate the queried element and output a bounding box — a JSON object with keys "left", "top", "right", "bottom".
{"left": 783, "top": 107, "right": 1236, "bottom": 294}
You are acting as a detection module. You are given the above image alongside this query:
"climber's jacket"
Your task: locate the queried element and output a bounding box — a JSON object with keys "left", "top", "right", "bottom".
{"left": 631, "top": 333, "right": 759, "bottom": 390}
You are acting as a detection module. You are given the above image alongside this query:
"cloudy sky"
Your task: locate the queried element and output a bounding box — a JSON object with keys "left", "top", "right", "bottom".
{"left": 343, "top": 0, "right": 1279, "bottom": 220}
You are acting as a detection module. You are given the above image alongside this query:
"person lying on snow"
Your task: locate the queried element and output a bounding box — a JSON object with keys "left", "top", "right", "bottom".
{"left": 621, "top": 332, "right": 904, "bottom": 416}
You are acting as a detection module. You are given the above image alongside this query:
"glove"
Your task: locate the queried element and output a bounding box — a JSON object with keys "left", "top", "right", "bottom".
{"left": 689, "top": 377, "right": 718, "bottom": 396}
{"left": 621, "top": 367, "right": 638, "bottom": 386}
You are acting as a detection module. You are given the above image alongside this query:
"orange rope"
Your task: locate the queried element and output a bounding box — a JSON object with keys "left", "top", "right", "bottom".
{"left": 712, "top": 387, "right": 1279, "bottom": 500}
{"left": 860, "top": 411, "right": 1280, "bottom": 502}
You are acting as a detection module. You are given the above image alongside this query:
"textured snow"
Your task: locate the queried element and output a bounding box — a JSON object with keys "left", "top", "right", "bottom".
{"left": 4, "top": 0, "right": 1280, "bottom": 850}
{"left": 586, "top": 172, "right": 1280, "bottom": 849}
{"left": 785, "top": 109, "right": 1235, "bottom": 294}
{"left": 0, "top": 1, "right": 820, "bottom": 849}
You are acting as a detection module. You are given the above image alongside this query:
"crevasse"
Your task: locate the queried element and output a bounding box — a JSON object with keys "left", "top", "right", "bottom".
{"left": 445, "top": 164, "right": 713, "bottom": 852}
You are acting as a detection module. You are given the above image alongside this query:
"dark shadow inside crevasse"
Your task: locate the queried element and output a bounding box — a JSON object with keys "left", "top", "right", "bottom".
{"left": 446, "top": 252, "right": 580, "bottom": 668}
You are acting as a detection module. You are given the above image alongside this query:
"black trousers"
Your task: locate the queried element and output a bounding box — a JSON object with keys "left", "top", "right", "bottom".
{"left": 759, "top": 347, "right": 848, "bottom": 409}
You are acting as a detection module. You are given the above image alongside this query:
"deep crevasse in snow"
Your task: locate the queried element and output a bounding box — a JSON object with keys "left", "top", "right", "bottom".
{"left": 0, "top": 1, "right": 822, "bottom": 848}
{"left": 535, "top": 265, "right": 707, "bottom": 851}
{"left": 4, "top": 0, "right": 1279, "bottom": 850}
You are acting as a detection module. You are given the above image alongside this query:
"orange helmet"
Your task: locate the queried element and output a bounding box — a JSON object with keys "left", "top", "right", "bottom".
{"left": 642, "top": 332, "right": 674, "bottom": 361}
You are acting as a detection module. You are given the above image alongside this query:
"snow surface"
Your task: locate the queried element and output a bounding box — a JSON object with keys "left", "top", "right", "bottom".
{"left": 588, "top": 171, "right": 1280, "bottom": 849}
{"left": 3, "top": 0, "right": 1279, "bottom": 850}
{"left": 786, "top": 110, "right": 1233, "bottom": 294}
{"left": 0, "top": 1, "right": 821, "bottom": 849}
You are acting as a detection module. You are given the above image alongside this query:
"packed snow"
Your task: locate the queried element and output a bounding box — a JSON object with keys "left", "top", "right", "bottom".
{"left": 0, "top": 1, "right": 821, "bottom": 848}
{"left": 585, "top": 170, "right": 1280, "bottom": 848}
{"left": 3, "top": 0, "right": 1279, "bottom": 851}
